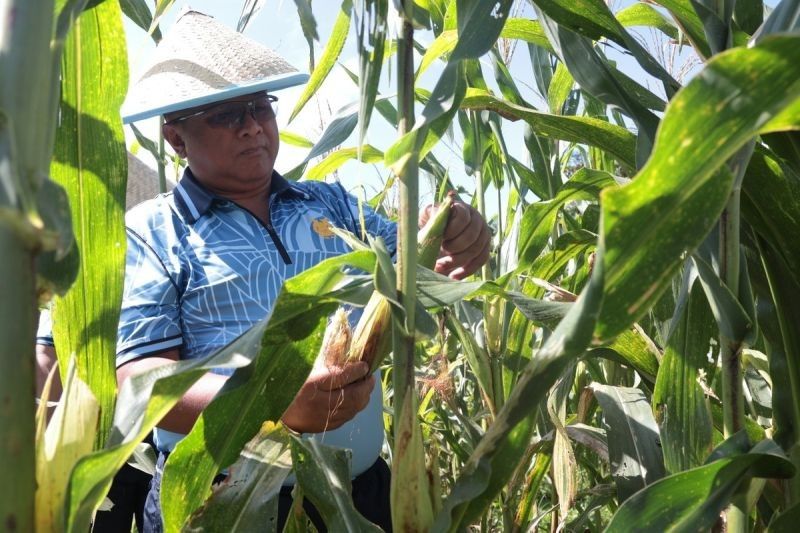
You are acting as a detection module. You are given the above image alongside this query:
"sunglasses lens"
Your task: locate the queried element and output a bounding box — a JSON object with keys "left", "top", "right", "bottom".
{"left": 197, "top": 95, "right": 278, "bottom": 129}
{"left": 206, "top": 104, "right": 247, "bottom": 128}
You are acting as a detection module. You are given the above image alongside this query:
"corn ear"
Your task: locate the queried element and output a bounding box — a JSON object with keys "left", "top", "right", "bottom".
{"left": 349, "top": 293, "right": 393, "bottom": 372}
{"left": 349, "top": 193, "right": 456, "bottom": 372}
{"left": 417, "top": 191, "right": 455, "bottom": 269}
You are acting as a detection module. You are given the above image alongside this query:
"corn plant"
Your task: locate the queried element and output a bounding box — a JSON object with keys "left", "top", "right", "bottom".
{"left": 4, "top": 0, "right": 800, "bottom": 531}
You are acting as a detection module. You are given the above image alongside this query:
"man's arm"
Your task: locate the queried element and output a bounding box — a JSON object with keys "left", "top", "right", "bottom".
{"left": 117, "top": 351, "right": 375, "bottom": 435}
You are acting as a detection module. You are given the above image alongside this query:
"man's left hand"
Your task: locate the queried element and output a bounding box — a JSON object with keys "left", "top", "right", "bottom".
{"left": 419, "top": 200, "right": 491, "bottom": 280}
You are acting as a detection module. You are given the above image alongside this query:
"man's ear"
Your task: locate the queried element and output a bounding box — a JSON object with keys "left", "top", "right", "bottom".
{"left": 162, "top": 123, "right": 187, "bottom": 158}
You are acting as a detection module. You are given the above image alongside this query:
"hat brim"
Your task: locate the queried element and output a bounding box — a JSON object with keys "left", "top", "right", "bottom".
{"left": 121, "top": 72, "right": 309, "bottom": 124}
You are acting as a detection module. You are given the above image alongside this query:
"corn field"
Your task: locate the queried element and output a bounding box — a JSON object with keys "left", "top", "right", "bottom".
{"left": 1, "top": 0, "right": 799, "bottom": 531}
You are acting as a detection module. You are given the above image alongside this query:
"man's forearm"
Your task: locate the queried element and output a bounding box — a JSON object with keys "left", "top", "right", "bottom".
{"left": 117, "top": 351, "right": 228, "bottom": 435}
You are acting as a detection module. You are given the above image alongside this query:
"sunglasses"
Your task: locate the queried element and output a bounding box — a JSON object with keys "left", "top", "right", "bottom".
{"left": 165, "top": 93, "right": 279, "bottom": 129}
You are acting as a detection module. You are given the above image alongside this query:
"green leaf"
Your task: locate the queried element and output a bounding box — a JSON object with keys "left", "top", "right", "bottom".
{"left": 604, "top": 325, "right": 661, "bottom": 381}
{"left": 185, "top": 423, "right": 291, "bottom": 531}
{"left": 289, "top": 0, "right": 352, "bottom": 123}
{"left": 606, "top": 440, "right": 795, "bottom": 532}
{"left": 615, "top": 3, "right": 680, "bottom": 40}
{"left": 546, "top": 61, "right": 573, "bottom": 114}
{"left": 451, "top": 0, "right": 514, "bottom": 61}
{"left": 34, "top": 179, "right": 78, "bottom": 296}
{"left": 355, "top": 0, "right": 388, "bottom": 149}
{"left": 306, "top": 145, "right": 384, "bottom": 180}
{"left": 591, "top": 384, "right": 666, "bottom": 502}
{"left": 652, "top": 272, "right": 715, "bottom": 474}
{"left": 742, "top": 147, "right": 800, "bottom": 277}
{"left": 751, "top": 0, "right": 800, "bottom": 44}
{"left": 293, "top": 0, "right": 319, "bottom": 56}
{"left": 291, "top": 437, "right": 383, "bottom": 532}
{"left": 279, "top": 130, "right": 314, "bottom": 148}
{"left": 653, "top": 0, "right": 713, "bottom": 58}
{"left": 447, "top": 315, "right": 494, "bottom": 411}
{"left": 691, "top": 254, "right": 755, "bottom": 343}
{"left": 50, "top": 0, "right": 127, "bottom": 448}
{"left": 304, "top": 101, "right": 359, "bottom": 162}
{"left": 733, "top": 0, "right": 763, "bottom": 35}
{"left": 769, "top": 501, "right": 800, "bottom": 532}
{"left": 120, "top": 0, "right": 161, "bottom": 42}
{"left": 148, "top": 0, "right": 175, "bottom": 35}
{"left": 594, "top": 36, "right": 800, "bottom": 342}
{"left": 461, "top": 89, "right": 637, "bottom": 170}
{"left": 518, "top": 168, "right": 617, "bottom": 270}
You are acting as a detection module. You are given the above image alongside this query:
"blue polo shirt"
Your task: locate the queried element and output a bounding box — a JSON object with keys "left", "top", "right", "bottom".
{"left": 117, "top": 168, "right": 396, "bottom": 476}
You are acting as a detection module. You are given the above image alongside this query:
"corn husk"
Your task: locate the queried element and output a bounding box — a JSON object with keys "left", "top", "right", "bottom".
{"left": 349, "top": 193, "right": 456, "bottom": 372}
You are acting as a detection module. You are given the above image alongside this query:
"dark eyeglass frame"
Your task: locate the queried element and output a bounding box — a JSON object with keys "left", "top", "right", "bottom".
{"left": 164, "top": 93, "right": 279, "bottom": 130}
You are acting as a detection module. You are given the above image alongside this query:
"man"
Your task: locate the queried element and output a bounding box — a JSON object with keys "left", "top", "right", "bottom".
{"left": 118, "top": 10, "right": 490, "bottom": 532}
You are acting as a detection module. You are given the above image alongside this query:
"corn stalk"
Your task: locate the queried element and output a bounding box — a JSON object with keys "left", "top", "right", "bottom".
{"left": 392, "top": 0, "right": 418, "bottom": 425}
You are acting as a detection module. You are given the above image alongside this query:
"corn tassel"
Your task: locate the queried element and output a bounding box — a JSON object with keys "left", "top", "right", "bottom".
{"left": 350, "top": 193, "right": 456, "bottom": 372}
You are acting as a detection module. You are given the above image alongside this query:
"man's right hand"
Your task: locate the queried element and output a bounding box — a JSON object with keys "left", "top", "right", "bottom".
{"left": 281, "top": 361, "right": 375, "bottom": 434}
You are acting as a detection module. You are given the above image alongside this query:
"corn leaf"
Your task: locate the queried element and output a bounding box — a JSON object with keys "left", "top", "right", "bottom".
{"left": 461, "top": 90, "right": 637, "bottom": 170}
{"left": 50, "top": 0, "right": 127, "bottom": 448}
{"left": 615, "top": 3, "right": 680, "bottom": 40}
{"left": 185, "top": 423, "right": 292, "bottom": 531}
{"left": 606, "top": 439, "right": 795, "bottom": 531}
{"left": 594, "top": 36, "right": 800, "bottom": 342}
{"left": 289, "top": 0, "right": 352, "bottom": 123}
{"left": 518, "top": 168, "right": 617, "bottom": 270}
{"left": 291, "top": 437, "right": 383, "bottom": 532}
{"left": 652, "top": 0, "right": 713, "bottom": 57}
{"left": 535, "top": 9, "right": 661, "bottom": 165}
{"left": 591, "top": 384, "right": 666, "bottom": 503}
{"left": 355, "top": 0, "right": 388, "bottom": 149}
{"left": 306, "top": 145, "right": 384, "bottom": 180}
{"left": 120, "top": 0, "right": 162, "bottom": 42}
{"left": 36, "top": 359, "right": 98, "bottom": 532}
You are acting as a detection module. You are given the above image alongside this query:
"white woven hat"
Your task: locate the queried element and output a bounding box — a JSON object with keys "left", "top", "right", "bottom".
{"left": 121, "top": 10, "right": 308, "bottom": 123}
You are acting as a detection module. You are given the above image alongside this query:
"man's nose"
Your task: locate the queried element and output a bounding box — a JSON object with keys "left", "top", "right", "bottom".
{"left": 238, "top": 105, "right": 263, "bottom": 134}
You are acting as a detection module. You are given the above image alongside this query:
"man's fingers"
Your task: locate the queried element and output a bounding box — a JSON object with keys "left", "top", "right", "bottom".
{"left": 436, "top": 236, "right": 491, "bottom": 279}
{"left": 317, "top": 361, "right": 370, "bottom": 391}
{"left": 442, "top": 202, "right": 474, "bottom": 241}
{"left": 442, "top": 213, "right": 489, "bottom": 256}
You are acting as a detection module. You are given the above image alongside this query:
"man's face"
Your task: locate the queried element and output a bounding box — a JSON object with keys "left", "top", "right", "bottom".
{"left": 162, "top": 92, "right": 280, "bottom": 196}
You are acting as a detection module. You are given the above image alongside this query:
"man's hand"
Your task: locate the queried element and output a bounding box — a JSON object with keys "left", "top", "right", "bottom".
{"left": 281, "top": 361, "right": 375, "bottom": 434}
{"left": 419, "top": 200, "right": 491, "bottom": 280}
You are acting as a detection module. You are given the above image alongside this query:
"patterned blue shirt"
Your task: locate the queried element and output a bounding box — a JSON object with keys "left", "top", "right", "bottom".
{"left": 118, "top": 168, "right": 396, "bottom": 475}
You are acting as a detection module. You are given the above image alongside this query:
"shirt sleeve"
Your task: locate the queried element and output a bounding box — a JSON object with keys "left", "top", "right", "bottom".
{"left": 36, "top": 307, "right": 55, "bottom": 346}
{"left": 116, "top": 228, "right": 183, "bottom": 366}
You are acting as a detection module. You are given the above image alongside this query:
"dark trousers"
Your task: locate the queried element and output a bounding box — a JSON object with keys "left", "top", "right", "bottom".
{"left": 143, "top": 454, "right": 393, "bottom": 532}
{"left": 93, "top": 433, "right": 156, "bottom": 532}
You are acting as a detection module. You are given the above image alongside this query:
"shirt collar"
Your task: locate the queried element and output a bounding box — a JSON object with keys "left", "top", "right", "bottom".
{"left": 173, "top": 167, "right": 309, "bottom": 223}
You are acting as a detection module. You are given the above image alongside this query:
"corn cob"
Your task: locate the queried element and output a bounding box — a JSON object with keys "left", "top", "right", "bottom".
{"left": 349, "top": 192, "right": 456, "bottom": 372}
